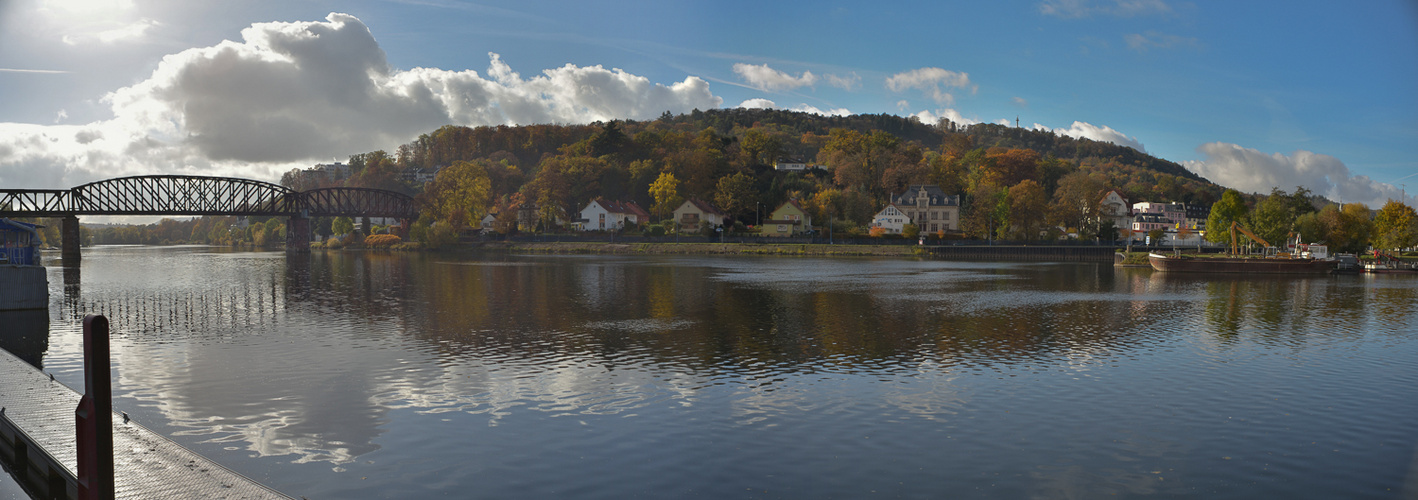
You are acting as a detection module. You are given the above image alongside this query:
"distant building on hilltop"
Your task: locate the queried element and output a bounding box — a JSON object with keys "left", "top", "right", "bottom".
{"left": 312, "top": 162, "right": 351, "bottom": 182}
{"left": 773, "top": 158, "right": 816, "bottom": 172}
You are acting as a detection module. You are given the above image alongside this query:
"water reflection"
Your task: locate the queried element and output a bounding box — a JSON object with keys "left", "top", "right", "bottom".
{"left": 11, "top": 247, "right": 1417, "bottom": 499}
{"left": 1143, "top": 273, "right": 1371, "bottom": 344}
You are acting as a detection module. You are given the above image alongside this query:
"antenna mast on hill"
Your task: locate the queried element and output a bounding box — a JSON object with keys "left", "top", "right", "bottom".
{"left": 1015, "top": 116, "right": 1020, "bottom": 128}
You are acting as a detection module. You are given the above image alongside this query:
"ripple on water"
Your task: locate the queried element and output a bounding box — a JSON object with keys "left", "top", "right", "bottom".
{"left": 19, "top": 249, "right": 1418, "bottom": 499}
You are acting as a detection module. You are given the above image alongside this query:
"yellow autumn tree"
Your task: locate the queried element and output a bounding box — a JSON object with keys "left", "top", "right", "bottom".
{"left": 424, "top": 160, "right": 492, "bottom": 228}
{"left": 649, "top": 171, "right": 684, "bottom": 220}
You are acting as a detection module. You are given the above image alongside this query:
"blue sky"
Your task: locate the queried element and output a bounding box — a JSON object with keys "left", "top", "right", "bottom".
{"left": 1, "top": 0, "right": 1415, "bottom": 206}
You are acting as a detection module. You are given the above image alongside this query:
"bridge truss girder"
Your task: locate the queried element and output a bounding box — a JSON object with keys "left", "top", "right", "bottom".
{"left": 0, "top": 175, "right": 417, "bottom": 219}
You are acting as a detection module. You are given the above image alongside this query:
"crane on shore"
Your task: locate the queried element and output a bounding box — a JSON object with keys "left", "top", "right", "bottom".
{"left": 1229, "top": 221, "right": 1272, "bottom": 256}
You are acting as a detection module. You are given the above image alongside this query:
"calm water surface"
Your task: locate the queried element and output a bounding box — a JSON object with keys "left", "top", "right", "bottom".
{"left": 4, "top": 246, "right": 1417, "bottom": 499}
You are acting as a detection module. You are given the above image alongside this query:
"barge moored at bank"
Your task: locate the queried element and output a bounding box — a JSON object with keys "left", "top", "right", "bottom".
{"left": 1147, "top": 253, "right": 1337, "bottom": 274}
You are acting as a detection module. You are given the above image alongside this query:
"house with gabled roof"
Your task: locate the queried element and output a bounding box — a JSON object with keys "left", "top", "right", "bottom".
{"left": 672, "top": 198, "right": 726, "bottom": 229}
{"left": 885, "top": 184, "right": 961, "bottom": 233}
{"left": 758, "top": 200, "right": 812, "bottom": 237}
{"left": 1098, "top": 190, "right": 1130, "bottom": 233}
{"left": 870, "top": 203, "right": 911, "bottom": 234}
{"left": 577, "top": 199, "right": 650, "bottom": 231}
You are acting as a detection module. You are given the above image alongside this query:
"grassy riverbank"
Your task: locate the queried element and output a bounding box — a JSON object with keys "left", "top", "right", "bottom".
{"left": 481, "top": 241, "right": 926, "bottom": 257}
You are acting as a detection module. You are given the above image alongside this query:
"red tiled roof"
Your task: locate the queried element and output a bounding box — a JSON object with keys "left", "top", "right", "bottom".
{"left": 596, "top": 199, "right": 650, "bottom": 218}
{"left": 683, "top": 198, "right": 725, "bottom": 216}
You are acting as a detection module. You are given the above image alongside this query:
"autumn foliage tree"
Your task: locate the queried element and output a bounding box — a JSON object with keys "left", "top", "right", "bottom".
{"left": 1006, "top": 179, "right": 1048, "bottom": 240}
{"left": 649, "top": 171, "right": 684, "bottom": 220}
{"left": 714, "top": 172, "right": 756, "bottom": 221}
{"left": 1206, "top": 190, "right": 1250, "bottom": 244}
{"left": 422, "top": 160, "right": 492, "bottom": 228}
{"left": 1371, "top": 200, "right": 1418, "bottom": 251}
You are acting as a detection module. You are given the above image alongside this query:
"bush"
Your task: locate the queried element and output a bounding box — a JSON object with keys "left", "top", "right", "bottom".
{"left": 644, "top": 224, "right": 666, "bottom": 237}
{"left": 324, "top": 238, "right": 344, "bottom": 249}
{"left": 364, "top": 234, "right": 402, "bottom": 247}
{"left": 869, "top": 226, "right": 887, "bottom": 238}
{"left": 343, "top": 232, "right": 366, "bottom": 248}
{"left": 426, "top": 223, "right": 458, "bottom": 249}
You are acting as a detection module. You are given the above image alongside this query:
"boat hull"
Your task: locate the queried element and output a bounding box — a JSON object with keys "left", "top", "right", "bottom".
{"left": 1148, "top": 254, "right": 1335, "bottom": 274}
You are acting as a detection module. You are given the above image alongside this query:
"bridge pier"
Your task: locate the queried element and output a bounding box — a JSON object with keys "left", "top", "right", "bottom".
{"left": 286, "top": 215, "right": 311, "bottom": 252}
{"left": 61, "top": 216, "right": 81, "bottom": 265}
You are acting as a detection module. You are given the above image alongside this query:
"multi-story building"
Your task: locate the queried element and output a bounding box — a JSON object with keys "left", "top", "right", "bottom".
{"left": 1098, "top": 190, "right": 1130, "bottom": 232}
{"left": 886, "top": 185, "right": 961, "bottom": 234}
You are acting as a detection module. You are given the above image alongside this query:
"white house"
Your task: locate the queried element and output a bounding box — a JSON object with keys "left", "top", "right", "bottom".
{"left": 1099, "top": 190, "right": 1130, "bottom": 232}
{"left": 578, "top": 199, "right": 650, "bottom": 231}
{"left": 870, "top": 204, "right": 910, "bottom": 234}
{"left": 773, "top": 158, "right": 810, "bottom": 171}
{"left": 672, "top": 199, "right": 726, "bottom": 228}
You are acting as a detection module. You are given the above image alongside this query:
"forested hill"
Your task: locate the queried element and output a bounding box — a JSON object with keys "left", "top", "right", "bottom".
{"left": 301, "top": 108, "right": 1222, "bottom": 238}
{"left": 667, "top": 108, "right": 1203, "bottom": 184}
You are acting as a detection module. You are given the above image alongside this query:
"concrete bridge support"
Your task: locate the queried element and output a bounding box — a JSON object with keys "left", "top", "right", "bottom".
{"left": 61, "top": 216, "right": 81, "bottom": 265}
{"left": 286, "top": 215, "right": 311, "bottom": 252}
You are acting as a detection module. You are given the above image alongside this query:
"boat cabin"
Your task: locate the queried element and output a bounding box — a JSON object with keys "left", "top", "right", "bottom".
{"left": 1, "top": 219, "right": 44, "bottom": 266}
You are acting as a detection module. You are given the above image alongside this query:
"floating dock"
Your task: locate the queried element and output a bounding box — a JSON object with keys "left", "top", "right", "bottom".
{"left": 0, "top": 348, "right": 293, "bottom": 499}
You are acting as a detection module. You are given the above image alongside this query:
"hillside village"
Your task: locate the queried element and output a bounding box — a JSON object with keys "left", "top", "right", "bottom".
{"left": 76, "top": 109, "right": 1415, "bottom": 253}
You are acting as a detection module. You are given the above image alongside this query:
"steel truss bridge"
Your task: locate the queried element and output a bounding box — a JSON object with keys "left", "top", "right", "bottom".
{"left": 0, "top": 175, "right": 419, "bottom": 260}
{"left": 0, "top": 175, "right": 415, "bottom": 218}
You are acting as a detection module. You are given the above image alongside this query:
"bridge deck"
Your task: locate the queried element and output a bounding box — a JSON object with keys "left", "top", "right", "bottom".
{"left": 0, "top": 349, "right": 292, "bottom": 500}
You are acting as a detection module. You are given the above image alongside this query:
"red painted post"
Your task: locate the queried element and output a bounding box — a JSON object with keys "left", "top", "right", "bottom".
{"left": 76, "top": 314, "right": 114, "bottom": 500}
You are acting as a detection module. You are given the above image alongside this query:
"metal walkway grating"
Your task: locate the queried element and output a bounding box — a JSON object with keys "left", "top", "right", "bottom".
{"left": 0, "top": 348, "right": 293, "bottom": 499}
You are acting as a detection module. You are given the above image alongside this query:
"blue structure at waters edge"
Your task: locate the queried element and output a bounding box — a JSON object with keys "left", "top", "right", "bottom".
{"left": 1, "top": 219, "right": 42, "bottom": 266}
{"left": 0, "top": 218, "right": 47, "bottom": 310}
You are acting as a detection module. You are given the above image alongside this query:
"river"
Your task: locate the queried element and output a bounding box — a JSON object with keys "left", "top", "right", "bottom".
{"left": 3, "top": 246, "right": 1417, "bottom": 499}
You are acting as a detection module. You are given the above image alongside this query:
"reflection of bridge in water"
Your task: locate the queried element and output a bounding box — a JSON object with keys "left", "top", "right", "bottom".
{"left": 0, "top": 175, "right": 419, "bottom": 262}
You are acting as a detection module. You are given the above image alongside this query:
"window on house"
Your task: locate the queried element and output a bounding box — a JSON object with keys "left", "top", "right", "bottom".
{"left": 931, "top": 211, "right": 939, "bottom": 220}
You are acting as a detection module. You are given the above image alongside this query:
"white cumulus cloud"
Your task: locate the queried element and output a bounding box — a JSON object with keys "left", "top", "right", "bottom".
{"left": 0, "top": 12, "right": 723, "bottom": 189}
{"left": 824, "top": 72, "right": 861, "bottom": 90}
{"left": 886, "top": 67, "right": 974, "bottom": 105}
{"left": 1034, "top": 121, "right": 1146, "bottom": 152}
{"left": 732, "top": 63, "right": 817, "bottom": 92}
{"left": 1183, "top": 142, "right": 1410, "bottom": 207}
{"left": 912, "top": 108, "right": 981, "bottom": 128}
{"left": 735, "top": 98, "right": 850, "bottom": 117}
{"left": 737, "top": 98, "right": 778, "bottom": 109}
